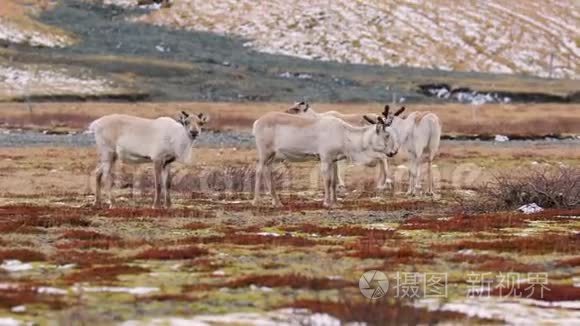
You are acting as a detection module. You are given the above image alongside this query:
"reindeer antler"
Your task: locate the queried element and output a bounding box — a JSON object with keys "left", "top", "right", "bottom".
{"left": 363, "top": 115, "right": 377, "bottom": 124}
{"left": 382, "top": 105, "right": 390, "bottom": 118}
{"left": 394, "top": 106, "right": 406, "bottom": 116}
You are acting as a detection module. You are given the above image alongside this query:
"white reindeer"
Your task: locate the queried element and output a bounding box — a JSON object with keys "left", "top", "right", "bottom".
{"left": 252, "top": 112, "right": 399, "bottom": 207}
{"left": 285, "top": 102, "right": 405, "bottom": 190}
{"left": 88, "top": 111, "right": 209, "bottom": 208}
{"left": 382, "top": 106, "right": 441, "bottom": 196}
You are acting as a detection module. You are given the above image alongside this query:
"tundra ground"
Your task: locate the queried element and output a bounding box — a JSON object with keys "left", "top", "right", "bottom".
{"left": 0, "top": 137, "right": 578, "bottom": 324}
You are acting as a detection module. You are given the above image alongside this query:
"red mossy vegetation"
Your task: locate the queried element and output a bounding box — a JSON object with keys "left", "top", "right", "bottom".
{"left": 134, "top": 245, "right": 209, "bottom": 260}
{"left": 401, "top": 212, "right": 529, "bottom": 232}
{"left": 489, "top": 283, "right": 580, "bottom": 302}
{"left": 181, "top": 257, "right": 226, "bottom": 272}
{"left": 59, "top": 229, "right": 121, "bottom": 241}
{"left": 55, "top": 238, "right": 147, "bottom": 250}
{"left": 63, "top": 264, "right": 150, "bottom": 284}
{"left": 285, "top": 298, "right": 471, "bottom": 325}
{"left": 342, "top": 230, "right": 431, "bottom": 265}
{"left": 223, "top": 273, "right": 355, "bottom": 290}
{"left": 182, "top": 232, "right": 332, "bottom": 247}
{"left": 136, "top": 293, "right": 199, "bottom": 302}
{"left": 0, "top": 285, "right": 68, "bottom": 310}
{"left": 283, "top": 223, "right": 397, "bottom": 238}
{"left": 475, "top": 258, "right": 543, "bottom": 273}
{"left": 49, "top": 250, "right": 124, "bottom": 267}
{"left": 102, "top": 207, "right": 215, "bottom": 219}
{"left": 555, "top": 256, "right": 580, "bottom": 268}
{"left": 0, "top": 248, "right": 46, "bottom": 262}
{"left": 436, "top": 232, "right": 580, "bottom": 254}
{"left": 446, "top": 253, "right": 542, "bottom": 272}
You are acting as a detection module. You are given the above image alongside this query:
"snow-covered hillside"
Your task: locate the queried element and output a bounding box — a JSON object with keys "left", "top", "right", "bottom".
{"left": 128, "top": 0, "right": 578, "bottom": 79}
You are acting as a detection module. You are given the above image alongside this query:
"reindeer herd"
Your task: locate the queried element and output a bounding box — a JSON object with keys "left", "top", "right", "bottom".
{"left": 89, "top": 103, "right": 441, "bottom": 208}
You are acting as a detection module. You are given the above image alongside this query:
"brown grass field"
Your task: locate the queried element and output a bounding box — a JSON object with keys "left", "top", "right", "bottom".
{"left": 1, "top": 102, "right": 580, "bottom": 137}
{"left": 0, "top": 101, "right": 579, "bottom": 323}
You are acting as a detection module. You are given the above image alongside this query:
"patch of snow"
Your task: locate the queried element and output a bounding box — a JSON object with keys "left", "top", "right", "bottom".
{"left": 212, "top": 270, "right": 226, "bottom": 277}
{"left": 256, "top": 232, "right": 281, "bottom": 237}
{"left": 0, "top": 65, "right": 121, "bottom": 98}
{"left": 74, "top": 286, "right": 159, "bottom": 295}
{"left": 249, "top": 284, "right": 273, "bottom": 292}
{"left": 518, "top": 203, "right": 544, "bottom": 214}
{"left": 11, "top": 305, "right": 26, "bottom": 313}
{"left": 1, "top": 260, "right": 32, "bottom": 272}
{"left": 494, "top": 135, "right": 509, "bottom": 142}
{"left": 57, "top": 264, "right": 76, "bottom": 270}
{"left": 0, "top": 318, "right": 22, "bottom": 326}
{"left": 121, "top": 308, "right": 349, "bottom": 326}
{"left": 0, "top": 18, "right": 71, "bottom": 48}
{"left": 37, "top": 287, "right": 68, "bottom": 295}
{"left": 418, "top": 297, "right": 580, "bottom": 324}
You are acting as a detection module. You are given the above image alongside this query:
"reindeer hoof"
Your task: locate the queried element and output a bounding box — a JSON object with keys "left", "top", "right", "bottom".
{"left": 271, "top": 200, "right": 283, "bottom": 208}
{"left": 425, "top": 191, "right": 434, "bottom": 197}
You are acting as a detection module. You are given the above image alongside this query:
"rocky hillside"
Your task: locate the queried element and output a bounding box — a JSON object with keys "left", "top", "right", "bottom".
{"left": 129, "top": 0, "right": 579, "bottom": 79}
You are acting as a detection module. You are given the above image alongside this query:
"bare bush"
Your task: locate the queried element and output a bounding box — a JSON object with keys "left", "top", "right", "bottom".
{"left": 457, "top": 166, "right": 579, "bottom": 212}
{"left": 131, "top": 165, "right": 289, "bottom": 195}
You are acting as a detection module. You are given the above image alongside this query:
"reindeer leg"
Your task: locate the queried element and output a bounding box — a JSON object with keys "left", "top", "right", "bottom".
{"left": 265, "top": 165, "right": 282, "bottom": 207}
{"left": 406, "top": 159, "right": 417, "bottom": 196}
{"left": 426, "top": 156, "right": 434, "bottom": 196}
{"left": 153, "top": 161, "right": 163, "bottom": 208}
{"left": 331, "top": 162, "right": 340, "bottom": 206}
{"left": 253, "top": 159, "right": 265, "bottom": 206}
{"left": 161, "top": 164, "right": 172, "bottom": 208}
{"left": 336, "top": 161, "right": 346, "bottom": 190}
{"left": 320, "top": 160, "right": 333, "bottom": 208}
{"left": 94, "top": 163, "right": 104, "bottom": 207}
{"left": 103, "top": 156, "right": 116, "bottom": 208}
{"left": 413, "top": 159, "right": 423, "bottom": 196}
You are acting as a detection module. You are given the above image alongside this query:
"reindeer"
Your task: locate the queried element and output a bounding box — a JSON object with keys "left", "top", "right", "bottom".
{"left": 285, "top": 102, "right": 405, "bottom": 190}
{"left": 88, "top": 111, "right": 209, "bottom": 208}
{"left": 381, "top": 106, "right": 441, "bottom": 196}
{"left": 252, "top": 112, "right": 399, "bottom": 207}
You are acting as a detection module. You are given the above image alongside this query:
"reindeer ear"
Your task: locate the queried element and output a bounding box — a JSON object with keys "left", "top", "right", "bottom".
{"left": 197, "top": 113, "right": 210, "bottom": 124}
{"left": 304, "top": 104, "right": 310, "bottom": 112}
{"left": 363, "top": 115, "right": 377, "bottom": 124}
{"left": 394, "top": 106, "right": 406, "bottom": 116}
{"left": 181, "top": 111, "right": 189, "bottom": 118}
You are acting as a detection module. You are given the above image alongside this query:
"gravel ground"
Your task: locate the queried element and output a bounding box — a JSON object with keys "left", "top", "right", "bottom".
{"left": 1, "top": 130, "right": 579, "bottom": 149}
{"left": 0, "top": 130, "right": 255, "bottom": 148}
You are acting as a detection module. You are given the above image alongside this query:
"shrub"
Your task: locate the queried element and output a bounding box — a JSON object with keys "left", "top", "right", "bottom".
{"left": 457, "top": 166, "right": 579, "bottom": 212}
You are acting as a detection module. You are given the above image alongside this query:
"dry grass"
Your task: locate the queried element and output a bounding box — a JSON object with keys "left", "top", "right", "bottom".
{"left": 222, "top": 273, "right": 355, "bottom": 290}
{"left": 460, "top": 166, "right": 580, "bottom": 212}
{"left": 285, "top": 298, "right": 470, "bottom": 325}
{"left": 437, "top": 232, "right": 580, "bottom": 254}
{"left": 64, "top": 265, "right": 150, "bottom": 284}
{"left": 1, "top": 102, "right": 579, "bottom": 136}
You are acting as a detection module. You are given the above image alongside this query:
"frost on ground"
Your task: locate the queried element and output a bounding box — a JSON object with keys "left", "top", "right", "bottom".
{"left": 118, "top": 0, "right": 579, "bottom": 79}
{"left": 418, "top": 297, "right": 580, "bottom": 325}
{"left": 122, "top": 309, "right": 348, "bottom": 326}
{"left": 0, "top": 64, "right": 127, "bottom": 100}
{"left": 0, "top": 18, "right": 72, "bottom": 48}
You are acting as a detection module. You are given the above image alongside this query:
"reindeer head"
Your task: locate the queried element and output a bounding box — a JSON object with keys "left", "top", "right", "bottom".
{"left": 362, "top": 114, "right": 400, "bottom": 157}
{"left": 381, "top": 105, "right": 406, "bottom": 124}
{"left": 177, "top": 111, "right": 210, "bottom": 140}
{"left": 285, "top": 101, "right": 312, "bottom": 115}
